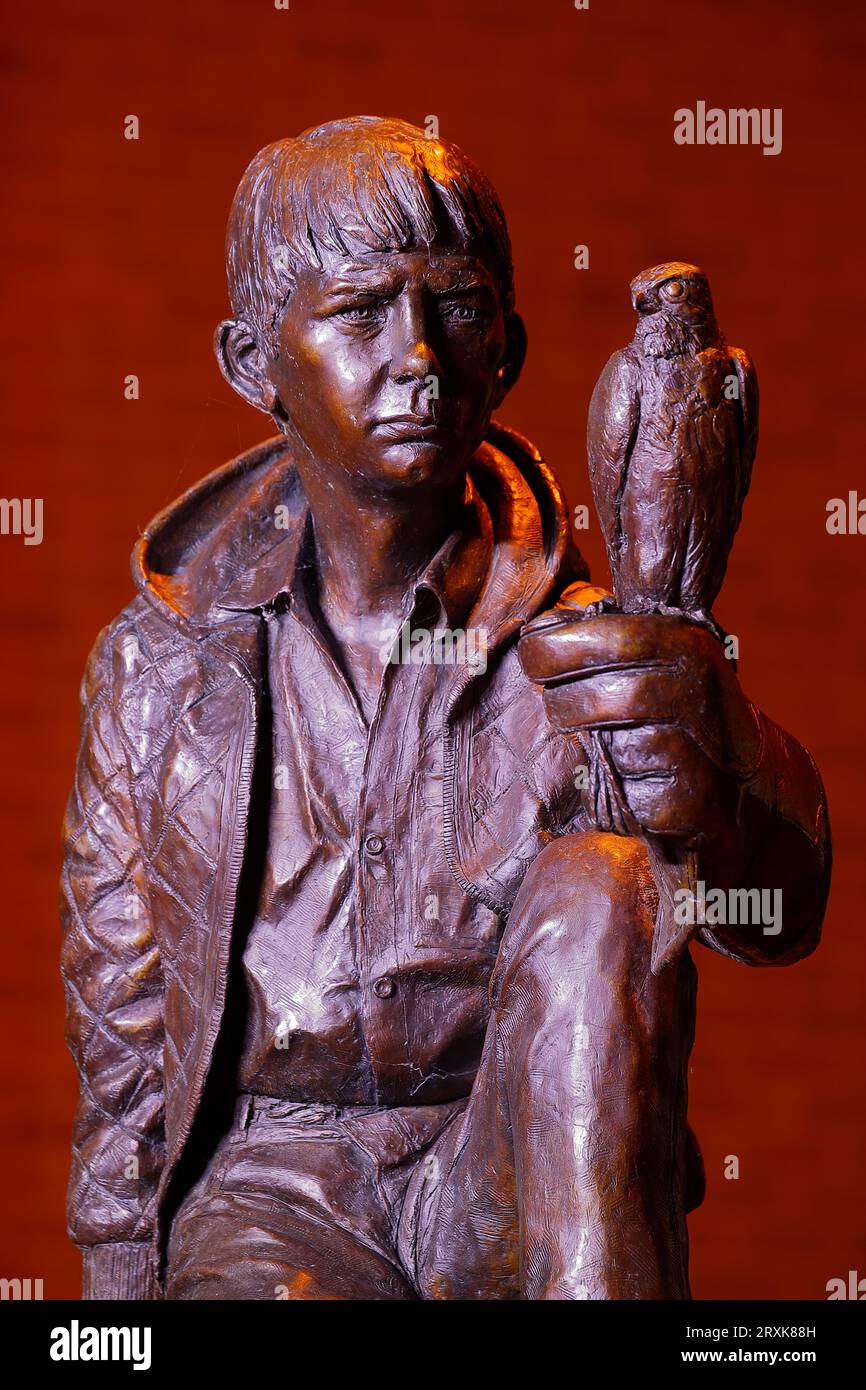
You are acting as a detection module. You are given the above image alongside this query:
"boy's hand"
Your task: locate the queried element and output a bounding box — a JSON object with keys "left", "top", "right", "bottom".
{"left": 519, "top": 584, "right": 762, "bottom": 840}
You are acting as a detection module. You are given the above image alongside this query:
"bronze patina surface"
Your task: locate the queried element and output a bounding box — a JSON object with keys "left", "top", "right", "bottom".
{"left": 60, "top": 117, "right": 830, "bottom": 1300}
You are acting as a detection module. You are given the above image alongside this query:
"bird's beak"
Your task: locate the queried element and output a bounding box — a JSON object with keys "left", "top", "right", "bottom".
{"left": 633, "top": 290, "right": 647, "bottom": 312}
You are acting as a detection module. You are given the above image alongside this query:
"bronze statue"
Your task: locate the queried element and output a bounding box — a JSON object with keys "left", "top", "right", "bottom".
{"left": 60, "top": 116, "right": 830, "bottom": 1300}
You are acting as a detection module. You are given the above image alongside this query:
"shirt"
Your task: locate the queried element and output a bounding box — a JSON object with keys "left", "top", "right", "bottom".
{"left": 236, "top": 489, "right": 502, "bottom": 1105}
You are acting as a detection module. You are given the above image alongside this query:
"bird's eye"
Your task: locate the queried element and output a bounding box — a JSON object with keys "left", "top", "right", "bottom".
{"left": 661, "top": 279, "right": 686, "bottom": 301}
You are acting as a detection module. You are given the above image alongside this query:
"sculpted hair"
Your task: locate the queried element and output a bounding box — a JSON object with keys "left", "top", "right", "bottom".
{"left": 225, "top": 115, "right": 515, "bottom": 353}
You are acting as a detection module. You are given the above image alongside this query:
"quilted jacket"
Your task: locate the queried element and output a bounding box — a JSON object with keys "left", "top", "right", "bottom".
{"left": 59, "top": 422, "right": 830, "bottom": 1299}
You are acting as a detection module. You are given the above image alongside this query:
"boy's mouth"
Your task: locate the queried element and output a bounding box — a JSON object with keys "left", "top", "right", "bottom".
{"left": 371, "top": 415, "right": 443, "bottom": 442}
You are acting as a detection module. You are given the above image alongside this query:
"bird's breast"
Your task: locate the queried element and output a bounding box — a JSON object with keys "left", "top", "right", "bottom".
{"left": 636, "top": 350, "right": 737, "bottom": 454}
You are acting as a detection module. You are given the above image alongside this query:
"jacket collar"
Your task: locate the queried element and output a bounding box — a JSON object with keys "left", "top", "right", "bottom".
{"left": 132, "top": 421, "right": 586, "bottom": 642}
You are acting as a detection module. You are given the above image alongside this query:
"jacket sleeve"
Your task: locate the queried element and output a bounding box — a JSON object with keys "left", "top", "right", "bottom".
{"left": 59, "top": 619, "right": 165, "bottom": 1299}
{"left": 695, "top": 706, "right": 831, "bottom": 966}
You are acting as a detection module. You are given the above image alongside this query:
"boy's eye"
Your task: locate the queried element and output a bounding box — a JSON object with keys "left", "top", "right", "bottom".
{"left": 332, "top": 301, "right": 384, "bottom": 323}
{"left": 439, "top": 300, "right": 480, "bottom": 318}
{"left": 439, "top": 299, "right": 483, "bottom": 323}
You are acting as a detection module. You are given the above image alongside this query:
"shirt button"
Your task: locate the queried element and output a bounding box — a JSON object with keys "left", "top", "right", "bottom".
{"left": 365, "top": 835, "right": 385, "bottom": 856}
{"left": 373, "top": 976, "right": 395, "bottom": 999}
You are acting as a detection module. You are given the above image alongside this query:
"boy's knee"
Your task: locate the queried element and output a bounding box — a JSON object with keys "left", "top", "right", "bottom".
{"left": 491, "top": 832, "right": 657, "bottom": 1008}
{"left": 512, "top": 830, "right": 655, "bottom": 939}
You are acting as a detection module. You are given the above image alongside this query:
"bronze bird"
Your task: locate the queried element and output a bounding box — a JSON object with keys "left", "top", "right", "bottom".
{"left": 587, "top": 262, "right": 758, "bottom": 635}
{"left": 582, "top": 263, "right": 758, "bottom": 972}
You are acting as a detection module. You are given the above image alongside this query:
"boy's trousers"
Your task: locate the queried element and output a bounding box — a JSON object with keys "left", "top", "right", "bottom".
{"left": 166, "top": 831, "right": 700, "bottom": 1300}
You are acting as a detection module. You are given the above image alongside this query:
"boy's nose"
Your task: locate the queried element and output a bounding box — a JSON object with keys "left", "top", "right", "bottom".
{"left": 392, "top": 335, "right": 438, "bottom": 384}
{"left": 389, "top": 294, "right": 442, "bottom": 383}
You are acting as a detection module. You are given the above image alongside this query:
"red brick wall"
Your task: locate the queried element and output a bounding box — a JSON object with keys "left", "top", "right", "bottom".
{"left": 1, "top": 0, "right": 862, "bottom": 1298}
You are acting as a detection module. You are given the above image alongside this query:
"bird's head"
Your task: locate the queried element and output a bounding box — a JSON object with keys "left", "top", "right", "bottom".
{"left": 629, "top": 263, "right": 718, "bottom": 355}
{"left": 630, "top": 262, "right": 716, "bottom": 323}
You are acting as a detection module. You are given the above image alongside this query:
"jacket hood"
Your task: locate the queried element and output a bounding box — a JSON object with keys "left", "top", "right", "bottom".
{"left": 132, "top": 420, "right": 587, "bottom": 639}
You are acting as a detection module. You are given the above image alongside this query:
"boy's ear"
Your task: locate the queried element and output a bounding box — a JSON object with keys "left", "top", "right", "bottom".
{"left": 214, "top": 319, "right": 278, "bottom": 414}
{"left": 494, "top": 312, "right": 528, "bottom": 405}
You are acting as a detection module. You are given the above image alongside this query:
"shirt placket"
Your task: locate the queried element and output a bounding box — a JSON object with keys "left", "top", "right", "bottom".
{"left": 352, "top": 593, "right": 436, "bottom": 1094}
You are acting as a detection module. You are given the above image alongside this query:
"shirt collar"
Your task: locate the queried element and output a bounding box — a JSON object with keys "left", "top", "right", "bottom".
{"left": 280, "top": 474, "right": 493, "bottom": 633}
{"left": 410, "top": 474, "right": 493, "bottom": 629}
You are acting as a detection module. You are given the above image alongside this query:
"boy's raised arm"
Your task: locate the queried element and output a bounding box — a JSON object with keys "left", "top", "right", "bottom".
{"left": 59, "top": 620, "right": 165, "bottom": 1299}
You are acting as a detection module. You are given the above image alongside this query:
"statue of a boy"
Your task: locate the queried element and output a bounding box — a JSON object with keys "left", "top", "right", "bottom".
{"left": 60, "top": 116, "right": 830, "bottom": 1300}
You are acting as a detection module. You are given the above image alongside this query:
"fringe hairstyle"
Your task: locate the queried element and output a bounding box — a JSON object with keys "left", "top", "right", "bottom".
{"left": 225, "top": 116, "right": 515, "bottom": 354}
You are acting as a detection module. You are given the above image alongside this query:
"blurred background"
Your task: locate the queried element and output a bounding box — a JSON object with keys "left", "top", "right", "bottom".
{"left": 1, "top": 0, "right": 863, "bottom": 1298}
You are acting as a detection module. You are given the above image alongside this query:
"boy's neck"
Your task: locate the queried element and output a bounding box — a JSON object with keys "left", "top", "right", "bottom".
{"left": 299, "top": 465, "right": 467, "bottom": 622}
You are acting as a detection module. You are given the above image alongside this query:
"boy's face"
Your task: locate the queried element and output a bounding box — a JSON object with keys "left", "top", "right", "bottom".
{"left": 263, "top": 239, "right": 520, "bottom": 494}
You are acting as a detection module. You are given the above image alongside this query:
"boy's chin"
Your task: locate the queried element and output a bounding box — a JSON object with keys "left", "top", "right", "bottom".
{"left": 364, "top": 438, "right": 469, "bottom": 489}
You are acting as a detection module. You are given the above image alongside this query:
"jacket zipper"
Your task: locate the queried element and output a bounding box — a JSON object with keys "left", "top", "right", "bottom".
{"left": 440, "top": 623, "right": 511, "bottom": 915}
